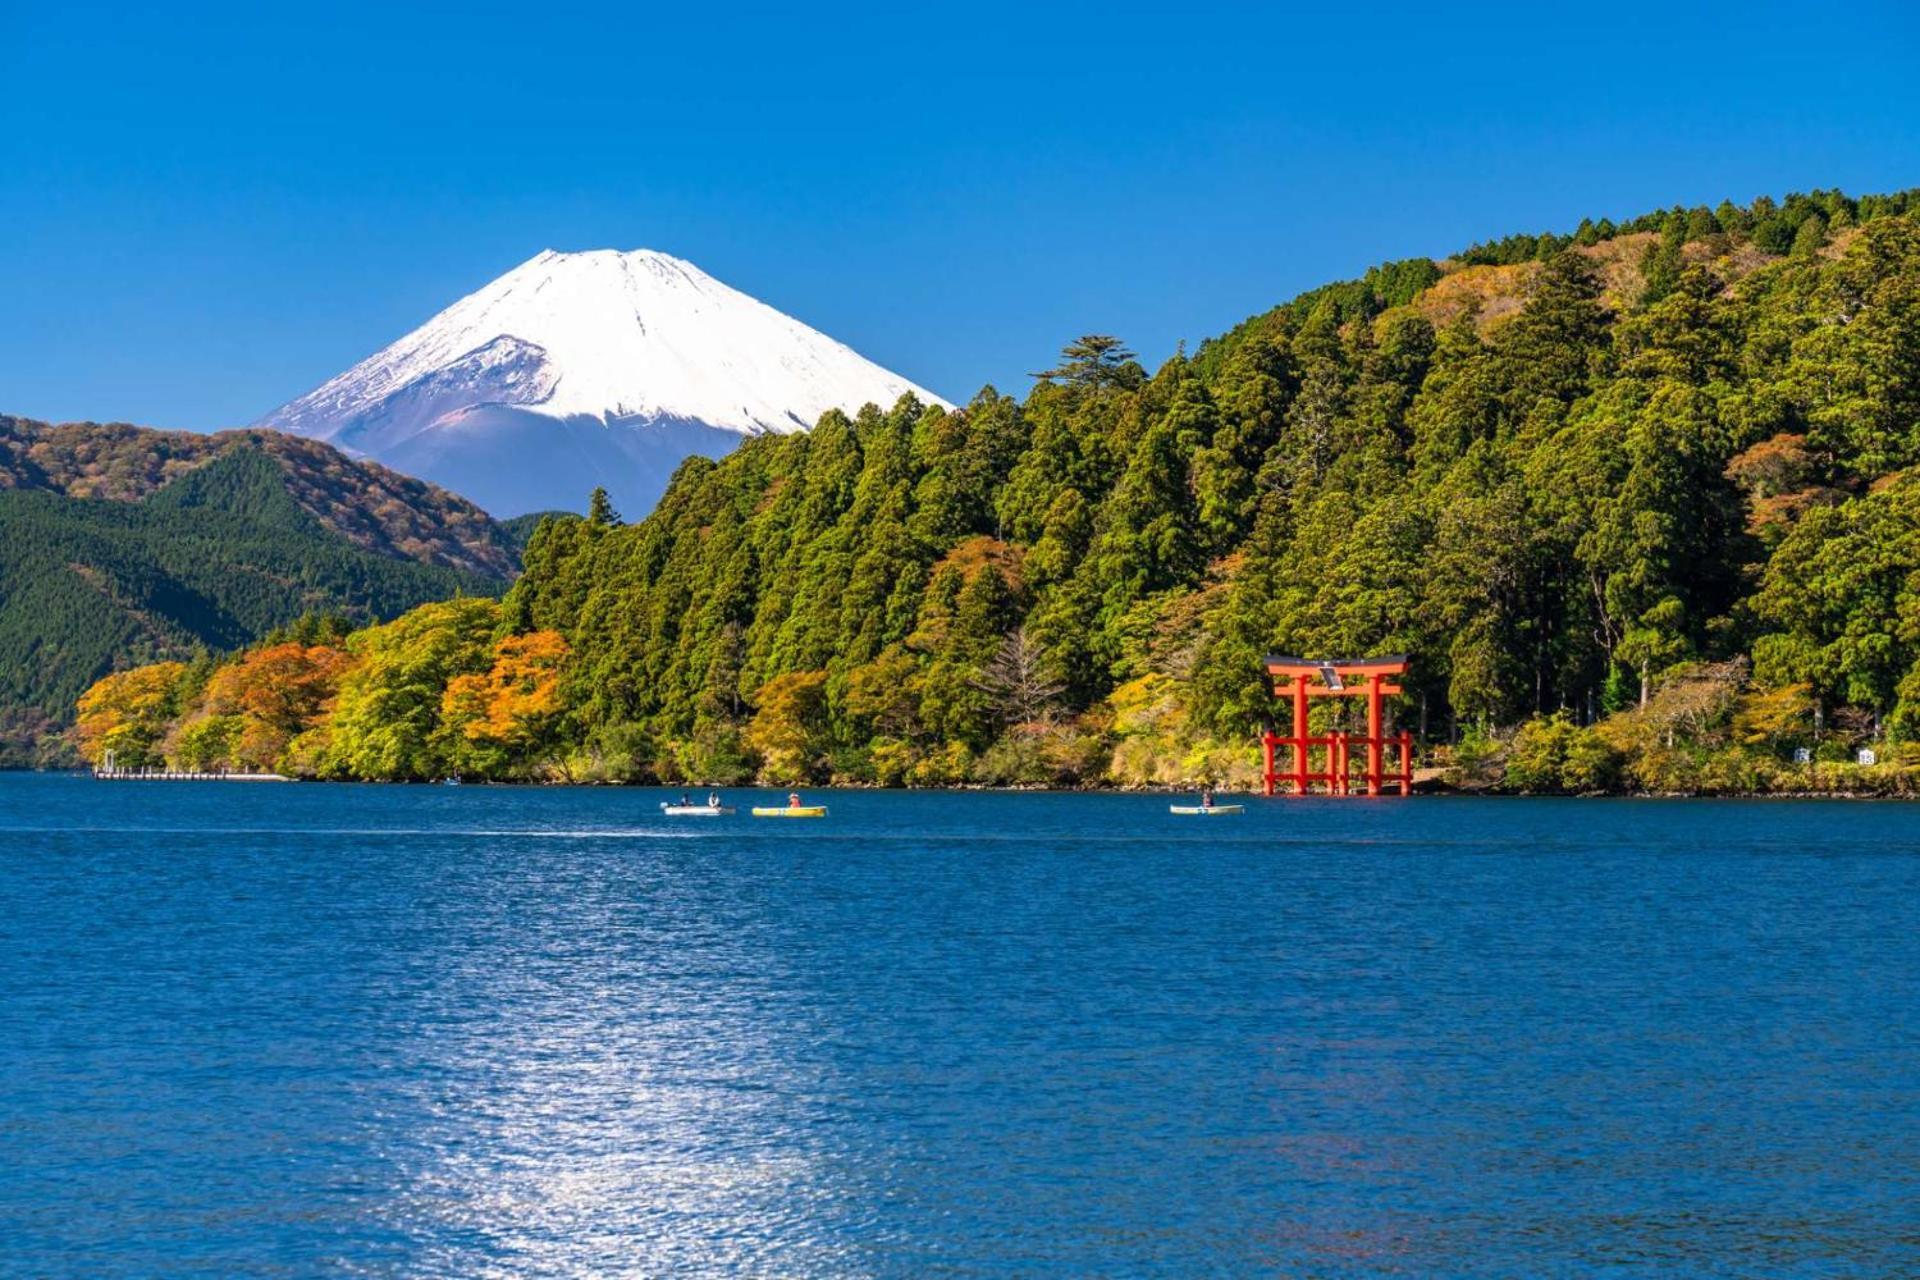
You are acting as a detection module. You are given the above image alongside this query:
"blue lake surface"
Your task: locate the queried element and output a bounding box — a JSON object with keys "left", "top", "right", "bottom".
{"left": 1, "top": 773, "right": 1917, "bottom": 1277}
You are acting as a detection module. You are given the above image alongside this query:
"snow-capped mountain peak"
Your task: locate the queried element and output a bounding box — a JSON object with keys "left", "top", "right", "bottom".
{"left": 257, "top": 249, "right": 945, "bottom": 514}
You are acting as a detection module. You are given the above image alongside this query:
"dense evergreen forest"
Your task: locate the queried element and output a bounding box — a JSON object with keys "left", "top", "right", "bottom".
{"left": 75, "top": 188, "right": 1920, "bottom": 792}
{"left": 0, "top": 422, "right": 524, "bottom": 765}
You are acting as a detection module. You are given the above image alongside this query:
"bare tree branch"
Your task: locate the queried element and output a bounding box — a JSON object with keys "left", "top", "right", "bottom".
{"left": 970, "top": 627, "right": 1065, "bottom": 726}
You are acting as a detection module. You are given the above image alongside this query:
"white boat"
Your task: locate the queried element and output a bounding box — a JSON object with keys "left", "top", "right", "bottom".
{"left": 1169, "top": 803, "right": 1244, "bottom": 815}
{"left": 660, "top": 802, "right": 736, "bottom": 816}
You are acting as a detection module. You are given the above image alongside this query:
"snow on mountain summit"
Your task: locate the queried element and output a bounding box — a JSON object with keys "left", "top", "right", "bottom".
{"left": 257, "top": 249, "right": 946, "bottom": 514}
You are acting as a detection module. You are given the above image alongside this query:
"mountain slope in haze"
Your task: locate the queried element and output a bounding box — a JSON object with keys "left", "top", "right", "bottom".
{"left": 257, "top": 249, "right": 947, "bottom": 516}
{"left": 0, "top": 417, "right": 522, "bottom": 764}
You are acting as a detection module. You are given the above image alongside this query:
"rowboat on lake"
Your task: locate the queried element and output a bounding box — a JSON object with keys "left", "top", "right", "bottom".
{"left": 1169, "top": 802, "right": 1244, "bottom": 816}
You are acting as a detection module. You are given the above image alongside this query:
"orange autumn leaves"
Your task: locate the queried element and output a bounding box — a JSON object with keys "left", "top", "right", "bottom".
{"left": 72, "top": 611, "right": 571, "bottom": 779}
{"left": 75, "top": 642, "right": 359, "bottom": 774}
{"left": 201, "top": 643, "right": 356, "bottom": 769}
{"left": 442, "top": 630, "right": 569, "bottom": 749}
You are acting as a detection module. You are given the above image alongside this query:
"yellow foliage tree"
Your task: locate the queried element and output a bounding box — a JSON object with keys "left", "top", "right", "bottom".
{"left": 745, "top": 670, "right": 829, "bottom": 783}
{"left": 1104, "top": 672, "right": 1257, "bottom": 788}
{"left": 75, "top": 662, "right": 189, "bottom": 767}
{"left": 1106, "top": 673, "right": 1189, "bottom": 785}
{"left": 322, "top": 597, "right": 501, "bottom": 780}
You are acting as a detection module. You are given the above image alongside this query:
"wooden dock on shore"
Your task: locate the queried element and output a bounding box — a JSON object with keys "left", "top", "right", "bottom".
{"left": 93, "top": 757, "right": 293, "bottom": 783}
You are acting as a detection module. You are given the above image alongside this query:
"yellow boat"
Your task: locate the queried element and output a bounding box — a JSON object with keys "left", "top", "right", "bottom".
{"left": 751, "top": 805, "right": 828, "bottom": 818}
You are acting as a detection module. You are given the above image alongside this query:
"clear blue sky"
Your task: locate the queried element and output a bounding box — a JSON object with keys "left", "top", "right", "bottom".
{"left": 4, "top": 1, "right": 1918, "bottom": 428}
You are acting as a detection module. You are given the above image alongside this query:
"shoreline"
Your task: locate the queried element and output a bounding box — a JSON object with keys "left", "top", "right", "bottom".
{"left": 12, "top": 765, "right": 1919, "bottom": 800}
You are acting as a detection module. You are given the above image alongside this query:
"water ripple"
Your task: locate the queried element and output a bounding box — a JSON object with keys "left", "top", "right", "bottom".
{"left": 2, "top": 777, "right": 1916, "bottom": 1276}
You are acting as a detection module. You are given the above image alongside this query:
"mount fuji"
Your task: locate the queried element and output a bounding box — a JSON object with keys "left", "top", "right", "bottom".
{"left": 257, "top": 249, "right": 947, "bottom": 516}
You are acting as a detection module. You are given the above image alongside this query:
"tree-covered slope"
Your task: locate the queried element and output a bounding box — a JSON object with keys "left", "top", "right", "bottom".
{"left": 498, "top": 189, "right": 1920, "bottom": 786}
{"left": 0, "top": 442, "right": 507, "bottom": 764}
{"left": 0, "top": 416, "right": 520, "bottom": 577}
{"left": 70, "top": 187, "right": 1920, "bottom": 793}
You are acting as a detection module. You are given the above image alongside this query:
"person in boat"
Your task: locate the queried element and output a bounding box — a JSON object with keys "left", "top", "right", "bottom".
{"left": 1200, "top": 786, "right": 1214, "bottom": 809}
{"left": 788, "top": 792, "right": 802, "bottom": 809}
{"left": 678, "top": 792, "right": 690, "bottom": 806}
{"left": 707, "top": 791, "right": 721, "bottom": 807}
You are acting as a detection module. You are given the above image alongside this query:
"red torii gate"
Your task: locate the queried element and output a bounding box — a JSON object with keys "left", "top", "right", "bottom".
{"left": 1261, "top": 655, "right": 1414, "bottom": 797}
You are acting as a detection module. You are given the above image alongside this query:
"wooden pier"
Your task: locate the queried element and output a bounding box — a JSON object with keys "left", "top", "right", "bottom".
{"left": 93, "top": 751, "right": 292, "bottom": 782}
{"left": 93, "top": 767, "right": 293, "bottom": 782}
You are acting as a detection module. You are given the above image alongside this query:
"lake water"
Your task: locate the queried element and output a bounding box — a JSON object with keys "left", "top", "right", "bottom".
{"left": 1, "top": 774, "right": 1916, "bottom": 1277}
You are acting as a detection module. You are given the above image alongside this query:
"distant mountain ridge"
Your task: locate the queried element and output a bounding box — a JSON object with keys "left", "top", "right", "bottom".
{"left": 1, "top": 415, "right": 521, "bottom": 576}
{"left": 256, "top": 248, "right": 946, "bottom": 516}
{"left": 0, "top": 415, "right": 527, "bottom": 764}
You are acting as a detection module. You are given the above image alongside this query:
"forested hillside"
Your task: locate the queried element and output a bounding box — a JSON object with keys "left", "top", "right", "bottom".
{"left": 77, "top": 188, "right": 1920, "bottom": 792}
{"left": 1, "top": 424, "right": 518, "bottom": 764}
{"left": 1, "top": 416, "right": 522, "bottom": 575}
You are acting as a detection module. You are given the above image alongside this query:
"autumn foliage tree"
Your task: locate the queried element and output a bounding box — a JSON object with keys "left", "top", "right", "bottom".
{"left": 194, "top": 642, "right": 355, "bottom": 770}
{"left": 75, "top": 662, "right": 190, "bottom": 767}
{"left": 442, "top": 630, "right": 570, "bottom": 774}
{"left": 745, "top": 670, "right": 830, "bottom": 783}
{"left": 319, "top": 598, "right": 500, "bottom": 780}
